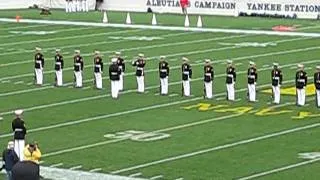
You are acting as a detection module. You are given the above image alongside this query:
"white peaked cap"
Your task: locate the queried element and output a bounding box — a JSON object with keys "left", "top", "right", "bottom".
{"left": 35, "top": 47, "right": 41, "bottom": 51}
{"left": 115, "top": 51, "right": 121, "bottom": 55}
{"left": 316, "top": 65, "right": 320, "bottom": 69}
{"left": 160, "top": 56, "right": 166, "bottom": 59}
{"left": 205, "top": 59, "right": 211, "bottom": 63}
{"left": 138, "top": 53, "right": 144, "bottom": 57}
{"left": 7, "top": 141, "right": 14, "bottom": 149}
{"left": 273, "top": 63, "right": 279, "bottom": 66}
{"left": 249, "top": 61, "right": 255, "bottom": 65}
{"left": 111, "top": 58, "right": 117, "bottom": 63}
{"left": 182, "top": 57, "right": 189, "bottom": 61}
{"left": 297, "top": 64, "right": 304, "bottom": 68}
{"left": 14, "top": 109, "right": 24, "bottom": 115}
{"left": 227, "top": 60, "right": 232, "bottom": 64}
{"left": 55, "top": 49, "right": 61, "bottom": 52}
{"left": 75, "top": 50, "right": 80, "bottom": 53}
{"left": 94, "top": 50, "right": 100, "bottom": 54}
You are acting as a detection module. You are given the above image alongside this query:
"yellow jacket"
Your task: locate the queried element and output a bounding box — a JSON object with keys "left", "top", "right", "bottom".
{"left": 24, "top": 145, "right": 42, "bottom": 164}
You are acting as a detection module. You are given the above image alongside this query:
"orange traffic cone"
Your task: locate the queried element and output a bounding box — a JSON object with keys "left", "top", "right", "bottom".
{"left": 16, "top": 15, "right": 21, "bottom": 22}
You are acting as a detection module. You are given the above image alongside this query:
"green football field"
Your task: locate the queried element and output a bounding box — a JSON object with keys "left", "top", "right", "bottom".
{"left": 0, "top": 9, "right": 320, "bottom": 180}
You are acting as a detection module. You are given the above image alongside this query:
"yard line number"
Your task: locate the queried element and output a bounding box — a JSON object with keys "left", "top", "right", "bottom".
{"left": 104, "top": 130, "right": 171, "bottom": 142}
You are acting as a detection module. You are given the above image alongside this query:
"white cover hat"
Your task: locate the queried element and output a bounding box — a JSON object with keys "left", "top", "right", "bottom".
{"left": 14, "top": 109, "right": 23, "bottom": 115}
{"left": 111, "top": 58, "right": 117, "bottom": 63}
{"left": 227, "top": 60, "right": 232, "bottom": 64}
{"left": 273, "top": 63, "right": 279, "bottom": 66}
{"left": 115, "top": 51, "right": 121, "bottom": 55}
{"left": 35, "top": 47, "right": 42, "bottom": 51}
{"left": 182, "top": 57, "right": 189, "bottom": 61}
{"left": 205, "top": 59, "right": 211, "bottom": 63}
{"left": 75, "top": 50, "right": 80, "bottom": 53}
{"left": 297, "top": 64, "right": 304, "bottom": 68}
{"left": 138, "top": 53, "right": 144, "bottom": 57}
{"left": 249, "top": 61, "right": 255, "bottom": 65}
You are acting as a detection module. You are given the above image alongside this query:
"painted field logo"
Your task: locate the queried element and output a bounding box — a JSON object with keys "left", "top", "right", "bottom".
{"left": 104, "top": 130, "right": 170, "bottom": 142}
{"left": 298, "top": 152, "right": 320, "bottom": 159}
{"left": 108, "top": 36, "right": 163, "bottom": 41}
{"left": 182, "top": 102, "right": 320, "bottom": 120}
{"left": 9, "top": 31, "right": 57, "bottom": 35}
{"left": 262, "top": 84, "right": 315, "bottom": 96}
{"left": 219, "top": 42, "right": 277, "bottom": 47}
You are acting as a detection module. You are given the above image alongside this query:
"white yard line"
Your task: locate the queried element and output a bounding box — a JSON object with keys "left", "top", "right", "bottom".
{"left": 150, "top": 175, "right": 163, "bottom": 180}
{"left": 237, "top": 158, "right": 320, "bottom": 180}
{"left": 13, "top": 81, "right": 24, "bottom": 84}
{"left": 0, "top": 36, "right": 311, "bottom": 82}
{"left": 110, "top": 123, "right": 320, "bottom": 174}
{"left": 0, "top": 31, "right": 193, "bottom": 57}
{"left": 35, "top": 81, "right": 295, "bottom": 158}
{"left": 69, "top": 165, "right": 82, "bottom": 170}
{"left": 50, "top": 163, "right": 64, "bottom": 168}
{"left": 129, "top": 172, "right": 142, "bottom": 177}
{"left": 0, "top": 29, "right": 142, "bottom": 47}
{"left": 89, "top": 168, "right": 102, "bottom": 172}
{"left": 0, "top": 34, "right": 246, "bottom": 63}
{"left": 0, "top": 38, "right": 313, "bottom": 99}
{"left": 1, "top": 18, "right": 320, "bottom": 37}
{"left": 0, "top": 24, "right": 49, "bottom": 31}
{"left": 0, "top": 58, "right": 318, "bottom": 118}
{"left": 40, "top": 166, "right": 145, "bottom": 180}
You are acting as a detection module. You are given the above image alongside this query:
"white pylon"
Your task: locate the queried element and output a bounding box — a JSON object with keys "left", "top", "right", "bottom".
{"left": 184, "top": 14, "right": 190, "bottom": 27}
{"left": 197, "top": 15, "right": 202, "bottom": 28}
{"left": 152, "top": 13, "right": 157, "bottom": 25}
{"left": 102, "top": 11, "right": 108, "bottom": 23}
{"left": 126, "top": 12, "right": 132, "bottom": 24}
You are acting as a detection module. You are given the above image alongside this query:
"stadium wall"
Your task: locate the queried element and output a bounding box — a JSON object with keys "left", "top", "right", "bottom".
{"left": 101, "top": 0, "right": 320, "bottom": 19}
{"left": 0, "top": 0, "right": 319, "bottom": 19}
{"left": 0, "top": 0, "right": 96, "bottom": 10}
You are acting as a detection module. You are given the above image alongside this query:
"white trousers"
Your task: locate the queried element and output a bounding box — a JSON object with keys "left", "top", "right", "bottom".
{"left": 65, "top": 1, "right": 73, "bottom": 12}
{"left": 14, "top": 139, "right": 25, "bottom": 161}
{"left": 136, "top": 76, "right": 144, "bottom": 93}
{"left": 160, "top": 77, "right": 169, "bottom": 95}
{"left": 74, "top": 71, "right": 82, "bottom": 87}
{"left": 35, "top": 68, "right": 43, "bottom": 85}
{"left": 182, "top": 80, "right": 190, "bottom": 96}
{"left": 316, "top": 90, "right": 320, "bottom": 107}
{"left": 55, "top": 70, "right": 63, "bottom": 86}
{"left": 111, "top": 81, "right": 119, "bottom": 98}
{"left": 296, "top": 88, "right": 306, "bottom": 106}
{"left": 272, "top": 85, "right": 281, "bottom": 104}
{"left": 226, "top": 83, "right": 235, "bottom": 101}
{"left": 119, "top": 72, "right": 124, "bottom": 91}
{"left": 94, "top": 72, "right": 102, "bottom": 89}
{"left": 205, "top": 82, "right": 212, "bottom": 99}
{"left": 82, "top": 0, "right": 88, "bottom": 12}
{"left": 73, "top": 0, "right": 78, "bottom": 12}
{"left": 248, "top": 84, "right": 256, "bottom": 102}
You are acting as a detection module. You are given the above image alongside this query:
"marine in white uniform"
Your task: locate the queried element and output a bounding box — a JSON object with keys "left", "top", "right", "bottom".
{"left": 296, "top": 64, "right": 307, "bottom": 106}
{"left": 159, "top": 56, "right": 169, "bottom": 95}
{"left": 73, "top": 50, "right": 84, "bottom": 88}
{"left": 203, "top": 59, "right": 214, "bottom": 99}
{"left": 271, "top": 63, "right": 283, "bottom": 104}
{"left": 226, "top": 60, "right": 236, "bottom": 101}
{"left": 34, "top": 47, "right": 44, "bottom": 86}
{"left": 181, "top": 57, "right": 192, "bottom": 97}
{"left": 116, "top": 52, "right": 125, "bottom": 91}
{"left": 247, "top": 61, "right": 258, "bottom": 102}
{"left": 93, "top": 51, "right": 103, "bottom": 89}
{"left": 132, "top": 53, "right": 146, "bottom": 93}
{"left": 109, "top": 58, "right": 121, "bottom": 99}
{"left": 11, "top": 110, "right": 26, "bottom": 161}
{"left": 54, "top": 49, "right": 64, "bottom": 87}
